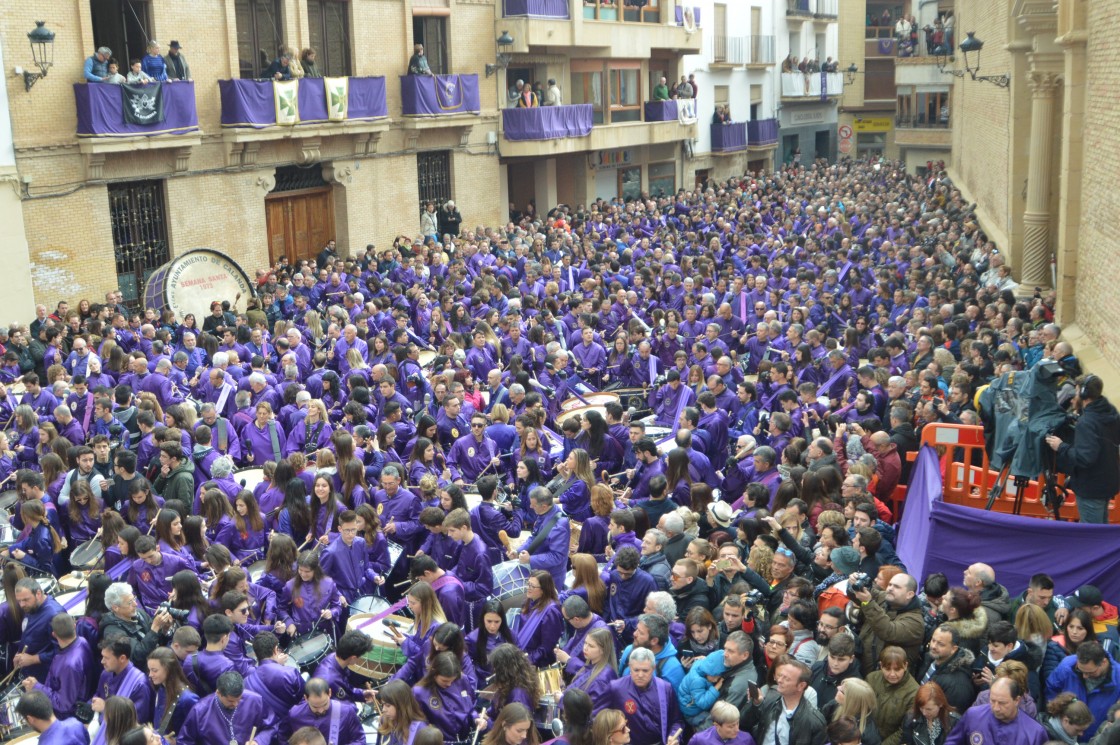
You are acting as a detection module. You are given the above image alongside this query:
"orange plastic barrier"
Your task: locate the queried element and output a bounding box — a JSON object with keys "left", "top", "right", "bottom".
{"left": 890, "top": 423, "right": 1120, "bottom": 522}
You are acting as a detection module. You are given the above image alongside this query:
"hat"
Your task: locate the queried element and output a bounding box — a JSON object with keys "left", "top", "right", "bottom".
{"left": 169, "top": 40, "right": 183, "bottom": 49}
{"left": 708, "top": 502, "right": 741, "bottom": 529}
{"left": 1069, "top": 585, "right": 1103, "bottom": 608}
{"left": 830, "top": 547, "right": 860, "bottom": 575}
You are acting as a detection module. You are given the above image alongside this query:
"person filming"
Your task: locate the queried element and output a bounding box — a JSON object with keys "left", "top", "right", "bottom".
{"left": 1045, "top": 375, "right": 1120, "bottom": 524}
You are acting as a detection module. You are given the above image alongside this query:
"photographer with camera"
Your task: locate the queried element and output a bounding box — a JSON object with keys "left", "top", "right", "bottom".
{"left": 849, "top": 571, "right": 926, "bottom": 673}
{"left": 1045, "top": 375, "right": 1120, "bottom": 524}
{"left": 100, "top": 582, "right": 175, "bottom": 666}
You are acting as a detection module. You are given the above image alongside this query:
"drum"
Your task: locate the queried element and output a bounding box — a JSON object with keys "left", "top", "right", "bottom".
{"left": 70, "top": 539, "right": 104, "bottom": 570}
{"left": 6, "top": 733, "right": 38, "bottom": 744}
{"left": 555, "top": 405, "right": 605, "bottom": 428}
{"left": 644, "top": 426, "right": 673, "bottom": 441}
{"left": 142, "top": 248, "right": 254, "bottom": 326}
{"left": 350, "top": 595, "right": 390, "bottom": 616}
{"left": 568, "top": 520, "right": 582, "bottom": 554}
{"left": 0, "top": 682, "right": 30, "bottom": 740}
{"left": 246, "top": 560, "right": 266, "bottom": 583}
{"left": 0, "top": 491, "right": 18, "bottom": 513}
{"left": 534, "top": 664, "right": 564, "bottom": 729}
{"left": 613, "top": 387, "right": 650, "bottom": 413}
{"left": 559, "top": 392, "right": 619, "bottom": 411}
{"left": 56, "top": 591, "right": 87, "bottom": 617}
{"left": 3, "top": 577, "right": 62, "bottom": 604}
{"left": 347, "top": 613, "right": 412, "bottom": 681}
{"left": 235, "top": 467, "right": 267, "bottom": 492}
{"left": 387, "top": 541, "right": 404, "bottom": 572}
{"left": 464, "top": 491, "right": 483, "bottom": 512}
{"left": 492, "top": 560, "right": 529, "bottom": 612}
{"left": 58, "top": 573, "right": 88, "bottom": 592}
{"left": 6, "top": 383, "right": 26, "bottom": 398}
{"left": 417, "top": 350, "right": 438, "bottom": 369}
{"left": 0, "top": 521, "right": 16, "bottom": 545}
{"left": 287, "top": 632, "right": 334, "bottom": 671}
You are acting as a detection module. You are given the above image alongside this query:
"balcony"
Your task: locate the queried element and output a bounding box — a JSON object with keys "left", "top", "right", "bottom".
{"left": 780, "top": 72, "right": 843, "bottom": 101}
{"left": 746, "top": 36, "right": 777, "bottom": 68}
{"left": 787, "top": 0, "right": 838, "bottom": 21}
{"left": 498, "top": 1, "right": 701, "bottom": 55}
{"left": 711, "top": 122, "right": 746, "bottom": 154}
{"left": 500, "top": 100, "right": 697, "bottom": 158}
{"left": 74, "top": 81, "right": 202, "bottom": 179}
{"left": 711, "top": 35, "right": 775, "bottom": 69}
{"left": 400, "top": 74, "right": 481, "bottom": 117}
{"left": 218, "top": 77, "right": 389, "bottom": 165}
{"left": 894, "top": 115, "right": 951, "bottom": 148}
{"left": 747, "top": 118, "right": 780, "bottom": 148}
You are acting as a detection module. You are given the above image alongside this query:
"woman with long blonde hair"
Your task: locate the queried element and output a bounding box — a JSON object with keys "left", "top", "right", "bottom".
{"left": 565, "top": 553, "right": 606, "bottom": 615}
{"left": 825, "top": 678, "right": 880, "bottom": 743}
{"left": 392, "top": 582, "right": 446, "bottom": 659}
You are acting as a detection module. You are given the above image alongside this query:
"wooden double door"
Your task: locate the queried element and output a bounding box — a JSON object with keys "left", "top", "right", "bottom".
{"left": 266, "top": 187, "right": 335, "bottom": 266}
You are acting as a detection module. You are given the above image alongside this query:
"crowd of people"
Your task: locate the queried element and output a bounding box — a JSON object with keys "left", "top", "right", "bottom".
{"left": 0, "top": 156, "right": 1117, "bottom": 745}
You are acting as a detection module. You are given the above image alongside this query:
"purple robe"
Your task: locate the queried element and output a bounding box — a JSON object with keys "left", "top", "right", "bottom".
{"left": 514, "top": 601, "right": 564, "bottom": 666}
{"left": 313, "top": 653, "right": 368, "bottom": 702}
{"left": 177, "top": 689, "right": 277, "bottom": 745}
{"left": 95, "top": 662, "right": 152, "bottom": 724}
{"left": 183, "top": 649, "right": 234, "bottom": 693}
{"left": 244, "top": 658, "right": 305, "bottom": 720}
{"left": 39, "top": 718, "right": 90, "bottom": 745}
{"left": 282, "top": 699, "right": 365, "bottom": 745}
{"left": 690, "top": 727, "right": 757, "bottom": 745}
{"left": 446, "top": 434, "right": 497, "bottom": 484}
{"left": 570, "top": 662, "right": 618, "bottom": 715}
{"left": 129, "top": 551, "right": 194, "bottom": 613}
{"left": 561, "top": 615, "right": 608, "bottom": 671}
{"left": 516, "top": 506, "right": 570, "bottom": 591}
{"left": 319, "top": 536, "right": 376, "bottom": 603}
{"left": 607, "top": 676, "right": 683, "bottom": 745}
{"left": 280, "top": 576, "right": 342, "bottom": 634}
{"left": 414, "top": 678, "right": 474, "bottom": 739}
{"left": 453, "top": 535, "right": 494, "bottom": 604}
{"left": 34, "top": 636, "right": 94, "bottom": 719}
{"left": 471, "top": 502, "right": 523, "bottom": 565}
{"left": 944, "top": 704, "right": 1047, "bottom": 745}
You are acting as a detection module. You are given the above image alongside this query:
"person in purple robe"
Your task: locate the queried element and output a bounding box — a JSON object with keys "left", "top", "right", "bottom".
{"left": 244, "top": 632, "right": 304, "bottom": 721}
{"left": 242, "top": 402, "right": 287, "bottom": 467}
{"left": 559, "top": 627, "right": 618, "bottom": 717}
{"left": 607, "top": 647, "right": 683, "bottom": 745}
{"left": 319, "top": 509, "right": 377, "bottom": 604}
{"left": 129, "top": 536, "right": 193, "bottom": 614}
{"left": 649, "top": 372, "right": 696, "bottom": 428}
{"left": 412, "top": 652, "right": 474, "bottom": 740}
{"left": 24, "top": 613, "right": 94, "bottom": 720}
{"left": 409, "top": 555, "right": 468, "bottom": 631}
{"left": 279, "top": 678, "right": 365, "bottom": 745}
{"left": 92, "top": 636, "right": 154, "bottom": 726}
{"left": 15, "top": 689, "right": 91, "bottom": 745}
{"left": 447, "top": 412, "right": 501, "bottom": 485}
{"left": 280, "top": 551, "right": 343, "bottom": 636}
{"left": 312, "top": 630, "right": 379, "bottom": 704}
{"left": 378, "top": 465, "right": 425, "bottom": 556}
{"left": 689, "top": 702, "right": 756, "bottom": 745}
{"left": 512, "top": 570, "right": 564, "bottom": 667}
{"left": 944, "top": 678, "right": 1047, "bottom": 745}
{"left": 177, "top": 670, "right": 277, "bottom": 745}
{"left": 511, "top": 488, "right": 570, "bottom": 592}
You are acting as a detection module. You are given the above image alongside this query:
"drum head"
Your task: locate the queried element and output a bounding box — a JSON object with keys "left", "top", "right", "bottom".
{"left": 235, "top": 467, "right": 267, "bottom": 493}
{"left": 351, "top": 596, "right": 390, "bottom": 616}
{"left": 417, "top": 350, "right": 437, "bottom": 368}
{"left": 143, "top": 249, "right": 254, "bottom": 324}
{"left": 492, "top": 561, "right": 529, "bottom": 612}
{"left": 560, "top": 393, "right": 619, "bottom": 411}
{"left": 288, "top": 634, "right": 332, "bottom": 663}
{"left": 555, "top": 405, "right": 606, "bottom": 428}
{"left": 57, "top": 591, "right": 87, "bottom": 617}
{"left": 71, "top": 539, "right": 104, "bottom": 570}
{"left": 0, "top": 491, "right": 18, "bottom": 512}
{"left": 58, "top": 573, "right": 88, "bottom": 592}
{"left": 246, "top": 560, "right": 266, "bottom": 583}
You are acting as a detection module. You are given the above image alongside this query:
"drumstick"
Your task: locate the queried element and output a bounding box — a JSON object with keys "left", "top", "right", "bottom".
{"left": 146, "top": 508, "right": 161, "bottom": 535}
{"left": 249, "top": 726, "right": 257, "bottom": 744}
{"left": 498, "top": 530, "right": 514, "bottom": 556}
{"left": 0, "top": 647, "right": 28, "bottom": 686}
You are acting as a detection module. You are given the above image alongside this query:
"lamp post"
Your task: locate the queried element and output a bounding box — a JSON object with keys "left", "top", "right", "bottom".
{"left": 941, "top": 32, "right": 1010, "bottom": 88}
{"left": 485, "top": 31, "right": 515, "bottom": 78}
{"left": 23, "top": 21, "right": 55, "bottom": 92}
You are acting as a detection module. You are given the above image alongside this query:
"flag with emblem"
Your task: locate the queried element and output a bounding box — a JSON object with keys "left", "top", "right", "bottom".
{"left": 273, "top": 79, "right": 300, "bottom": 125}
{"left": 324, "top": 77, "right": 349, "bottom": 121}
{"left": 120, "top": 82, "right": 166, "bottom": 125}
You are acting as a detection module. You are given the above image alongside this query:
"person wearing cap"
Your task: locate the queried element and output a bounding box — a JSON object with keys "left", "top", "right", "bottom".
{"left": 84, "top": 46, "right": 113, "bottom": 83}
{"left": 161, "top": 41, "right": 191, "bottom": 81}
{"left": 1064, "top": 585, "right": 1120, "bottom": 652}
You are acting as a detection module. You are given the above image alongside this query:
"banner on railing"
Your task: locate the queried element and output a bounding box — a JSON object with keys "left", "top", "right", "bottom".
{"left": 120, "top": 82, "right": 166, "bottom": 125}
{"left": 324, "top": 77, "right": 349, "bottom": 121}
{"left": 273, "top": 79, "right": 300, "bottom": 125}
{"left": 677, "top": 98, "right": 697, "bottom": 125}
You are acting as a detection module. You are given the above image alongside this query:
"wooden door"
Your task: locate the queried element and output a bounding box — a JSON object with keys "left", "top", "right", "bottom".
{"left": 265, "top": 188, "right": 335, "bottom": 266}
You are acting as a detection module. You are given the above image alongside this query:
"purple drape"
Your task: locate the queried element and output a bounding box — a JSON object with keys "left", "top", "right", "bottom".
{"left": 400, "top": 74, "right": 481, "bottom": 116}
{"left": 747, "top": 118, "right": 779, "bottom": 145}
{"left": 710, "top": 122, "right": 746, "bottom": 152}
{"left": 898, "top": 446, "right": 1120, "bottom": 600}
{"left": 878, "top": 38, "right": 896, "bottom": 55}
{"left": 674, "top": 6, "right": 701, "bottom": 25}
{"left": 502, "top": 104, "right": 593, "bottom": 141}
{"left": 75, "top": 82, "right": 199, "bottom": 137}
{"left": 219, "top": 77, "right": 388, "bottom": 128}
{"left": 644, "top": 100, "right": 678, "bottom": 122}
{"left": 503, "top": 0, "right": 570, "bottom": 18}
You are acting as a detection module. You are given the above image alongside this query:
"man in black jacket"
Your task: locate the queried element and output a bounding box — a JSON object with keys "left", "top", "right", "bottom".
{"left": 1046, "top": 375, "right": 1120, "bottom": 524}
{"left": 742, "top": 658, "right": 827, "bottom": 745}
{"left": 917, "top": 624, "right": 976, "bottom": 712}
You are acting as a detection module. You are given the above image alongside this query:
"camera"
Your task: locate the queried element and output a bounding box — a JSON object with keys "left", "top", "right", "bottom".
{"left": 847, "top": 573, "right": 873, "bottom": 599}
{"left": 745, "top": 589, "right": 764, "bottom": 607}
{"left": 758, "top": 370, "right": 771, "bottom": 384}
{"left": 758, "top": 411, "right": 770, "bottom": 429}
{"left": 157, "top": 602, "right": 191, "bottom": 621}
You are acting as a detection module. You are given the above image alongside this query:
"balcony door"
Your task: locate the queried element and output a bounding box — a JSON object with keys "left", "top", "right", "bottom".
{"left": 413, "top": 16, "right": 448, "bottom": 75}
{"left": 266, "top": 168, "right": 335, "bottom": 266}
{"left": 90, "top": 0, "right": 151, "bottom": 71}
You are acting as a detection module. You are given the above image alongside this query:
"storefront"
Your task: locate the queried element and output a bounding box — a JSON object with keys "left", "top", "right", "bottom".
{"left": 778, "top": 105, "right": 837, "bottom": 163}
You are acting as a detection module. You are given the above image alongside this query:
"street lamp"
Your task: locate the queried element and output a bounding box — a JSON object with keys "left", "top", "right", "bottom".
{"left": 943, "top": 32, "right": 1010, "bottom": 88}
{"left": 23, "top": 21, "right": 55, "bottom": 92}
{"left": 485, "top": 31, "right": 515, "bottom": 78}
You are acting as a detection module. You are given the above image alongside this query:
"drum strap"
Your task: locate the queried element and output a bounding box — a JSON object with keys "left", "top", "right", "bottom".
{"left": 306, "top": 422, "right": 325, "bottom": 454}
{"left": 191, "top": 653, "right": 214, "bottom": 697}
{"left": 158, "top": 690, "right": 180, "bottom": 734}
{"left": 81, "top": 392, "right": 94, "bottom": 434}
{"left": 329, "top": 700, "right": 341, "bottom": 744}
{"left": 430, "top": 574, "right": 463, "bottom": 593}
{"left": 352, "top": 597, "right": 409, "bottom": 632}
{"left": 524, "top": 510, "right": 562, "bottom": 556}
{"left": 656, "top": 678, "right": 669, "bottom": 745}
{"left": 267, "top": 422, "right": 282, "bottom": 462}
{"left": 217, "top": 419, "right": 228, "bottom": 452}
{"left": 216, "top": 382, "right": 233, "bottom": 415}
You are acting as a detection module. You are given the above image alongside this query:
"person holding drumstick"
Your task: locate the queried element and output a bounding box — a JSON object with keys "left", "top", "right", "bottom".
{"left": 279, "top": 551, "right": 342, "bottom": 637}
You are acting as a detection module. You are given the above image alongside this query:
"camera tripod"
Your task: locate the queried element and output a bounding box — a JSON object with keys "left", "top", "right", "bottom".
{"left": 985, "top": 464, "right": 1064, "bottom": 520}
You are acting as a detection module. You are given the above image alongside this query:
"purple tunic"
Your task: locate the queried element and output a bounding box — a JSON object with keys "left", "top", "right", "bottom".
{"left": 177, "top": 689, "right": 277, "bottom": 745}
{"left": 607, "top": 675, "right": 683, "bottom": 745}
{"left": 414, "top": 678, "right": 475, "bottom": 739}
{"left": 514, "top": 601, "right": 564, "bottom": 666}
{"left": 244, "top": 658, "right": 305, "bottom": 720}
{"left": 569, "top": 662, "right": 618, "bottom": 715}
{"left": 282, "top": 699, "right": 366, "bottom": 745}
{"left": 280, "top": 576, "right": 342, "bottom": 634}
{"left": 313, "top": 653, "right": 368, "bottom": 702}
{"left": 319, "top": 536, "right": 376, "bottom": 603}
{"left": 95, "top": 662, "right": 153, "bottom": 724}
{"left": 690, "top": 727, "right": 757, "bottom": 745}
{"left": 34, "top": 636, "right": 94, "bottom": 719}
{"left": 129, "top": 551, "right": 193, "bottom": 613}
{"left": 39, "top": 718, "right": 90, "bottom": 745}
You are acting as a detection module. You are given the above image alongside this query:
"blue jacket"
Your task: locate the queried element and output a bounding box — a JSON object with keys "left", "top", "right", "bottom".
{"left": 1045, "top": 654, "right": 1120, "bottom": 737}
{"left": 677, "top": 650, "right": 727, "bottom": 719}
{"left": 620, "top": 639, "right": 686, "bottom": 690}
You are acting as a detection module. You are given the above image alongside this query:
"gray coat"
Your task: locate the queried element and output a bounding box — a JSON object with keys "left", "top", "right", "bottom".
{"left": 163, "top": 52, "right": 191, "bottom": 81}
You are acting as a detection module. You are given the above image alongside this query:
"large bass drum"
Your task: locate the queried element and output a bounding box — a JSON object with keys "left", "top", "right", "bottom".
{"left": 142, "top": 249, "right": 255, "bottom": 326}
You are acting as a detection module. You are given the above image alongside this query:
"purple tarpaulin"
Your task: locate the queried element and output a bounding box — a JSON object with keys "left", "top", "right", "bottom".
{"left": 644, "top": 100, "right": 678, "bottom": 122}
{"left": 747, "top": 118, "right": 779, "bottom": 145}
{"left": 898, "top": 446, "right": 1120, "bottom": 601}
{"left": 711, "top": 122, "right": 746, "bottom": 152}
{"left": 400, "top": 74, "right": 481, "bottom": 116}
{"left": 674, "top": 6, "right": 701, "bottom": 25}
{"left": 75, "top": 81, "right": 199, "bottom": 137}
{"left": 878, "top": 38, "right": 896, "bottom": 55}
{"left": 219, "top": 77, "right": 388, "bottom": 128}
{"left": 502, "top": 104, "right": 593, "bottom": 141}
{"left": 503, "top": 0, "right": 570, "bottom": 18}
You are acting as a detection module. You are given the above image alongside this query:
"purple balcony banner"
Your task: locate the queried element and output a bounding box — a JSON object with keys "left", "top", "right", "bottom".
{"left": 401, "top": 74, "right": 481, "bottom": 116}
{"left": 878, "top": 38, "right": 895, "bottom": 55}
{"left": 75, "top": 81, "right": 199, "bottom": 137}
{"left": 644, "top": 100, "right": 678, "bottom": 122}
{"left": 219, "top": 77, "right": 387, "bottom": 128}
{"left": 503, "top": 104, "right": 593, "bottom": 141}
{"left": 503, "top": 0, "right": 570, "bottom": 18}
{"left": 710, "top": 122, "right": 746, "bottom": 152}
{"left": 747, "top": 118, "right": 779, "bottom": 145}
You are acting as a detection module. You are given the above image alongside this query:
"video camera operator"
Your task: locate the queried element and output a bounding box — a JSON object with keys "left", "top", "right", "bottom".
{"left": 1045, "top": 375, "right": 1120, "bottom": 524}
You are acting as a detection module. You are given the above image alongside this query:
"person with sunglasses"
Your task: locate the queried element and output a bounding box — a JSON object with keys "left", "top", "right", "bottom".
{"left": 447, "top": 413, "right": 501, "bottom": 486}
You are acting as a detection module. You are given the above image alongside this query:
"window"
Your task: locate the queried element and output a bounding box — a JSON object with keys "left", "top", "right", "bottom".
{"left": 90, "top": 0, "right": 151, "bottom": 70}
{"left": 108, "top": 181, "right": 170, "bottom": 308}
{"left": 236, "top": 0, "right": 283, "bottom": 79}
{"left": 571, "top": 70, "right": 604, "bottom": 124}
{"left": 618, "top": 166, "right": 642, "bottom": 201}
{"left": 609, "top": 67, "right": 641, "bottom": 123}
{"left": 856, "top": 132, "right": 886, "bottom": 156}
{"left": 413, "top": 16, "right": 448, "bottom": 75}
{"left": 648, "top": 162, "right": 675, "bottom": 197}
{"left": 417, "top": 151, "right": 452, "bottom": 213}
{"left": 308, "top": 0, "right": 351, "bottom": 77}
{"left": 714, "top": 85, "right": 729, "bottom": 109}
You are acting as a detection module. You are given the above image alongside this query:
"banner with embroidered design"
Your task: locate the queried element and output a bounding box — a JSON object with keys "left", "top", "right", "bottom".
{"left": 120, "top": 82, "right": 166, "bottom": 125}
{"left": 324, "top": 77, "right": 349, "bottom": 121}
{"left": 273, "top": 79, "right": 300, "bottom": 125}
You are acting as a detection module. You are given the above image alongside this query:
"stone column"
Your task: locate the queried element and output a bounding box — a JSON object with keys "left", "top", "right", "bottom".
{"left": 1020, "top": 71, "right": 1061, "bottom": 288}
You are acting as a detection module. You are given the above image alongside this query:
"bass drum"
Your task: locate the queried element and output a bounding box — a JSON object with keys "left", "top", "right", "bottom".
{"left": 143, "top": 249, "right": 254, "bottom": 328}
{"left": 234, "top": 467, "right": 268, "bottom": 493}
